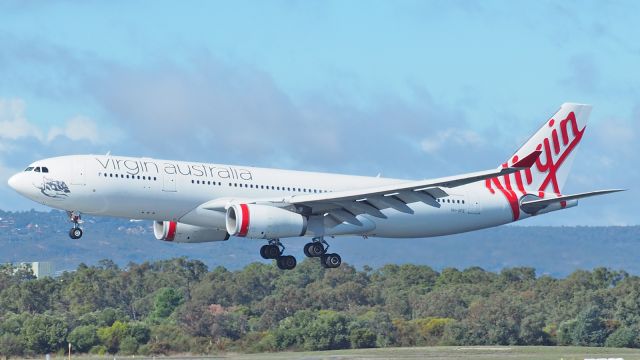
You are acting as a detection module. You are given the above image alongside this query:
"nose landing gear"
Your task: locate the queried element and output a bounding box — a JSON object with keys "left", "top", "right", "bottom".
{"left": 67, "top": 211, "right": 83, "bottom": 239}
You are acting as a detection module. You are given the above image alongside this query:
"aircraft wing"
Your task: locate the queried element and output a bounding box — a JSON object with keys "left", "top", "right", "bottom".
{"left": 271, "top": 150, "right": 542, "bottom": 223}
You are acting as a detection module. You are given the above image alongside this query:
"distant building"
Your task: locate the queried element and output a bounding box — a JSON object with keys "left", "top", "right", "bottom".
{"left": 17, "top": 262, "right": 55, "bottom": 278}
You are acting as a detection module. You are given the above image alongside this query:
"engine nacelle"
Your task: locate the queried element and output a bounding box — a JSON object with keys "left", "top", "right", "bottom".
{"left": 226, "top": 204, "right": 307, "bottom": 239}
{"left": 153, "top": 221, "right": 229, "bottom": 243}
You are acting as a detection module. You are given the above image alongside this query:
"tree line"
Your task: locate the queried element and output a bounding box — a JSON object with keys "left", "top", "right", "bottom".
{"left": 0, "top": 257, "right": 639, "bottom": 356}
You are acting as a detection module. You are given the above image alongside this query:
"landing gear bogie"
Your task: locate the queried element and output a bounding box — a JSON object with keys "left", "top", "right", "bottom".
{"left": 260, "top": 239, "right": 297, "bottom": 270}
{"left": 304, "top": 237, "right": 342, "bottom": 268}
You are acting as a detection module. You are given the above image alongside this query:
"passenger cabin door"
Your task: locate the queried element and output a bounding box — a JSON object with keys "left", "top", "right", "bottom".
{"left": 162, "top": 173, "right": 176, "bottom": 192}
{"left": 467, "top": 192, "right": 481, "bottom": 214}
{"left": 70, "top": 158, "right": 86, "bottom": 186}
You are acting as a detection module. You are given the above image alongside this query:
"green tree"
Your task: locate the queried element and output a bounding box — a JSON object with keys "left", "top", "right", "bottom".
{"left": 20, "top": 313, "right": 68, "bottom": 354}
{"left": 605, "top": 326, "right": 639, "bottom": 348}
{"left": 572, "top": 306, "right": 609, "bottom": 346}
{"left": 349, "top": 328, "right": 377, "bottom": 348}
{"left": 97, "top": 320, "right": 128, "bottom": 353}
{"left": 118, "top": 337, "right": 139, "bottom": 355}
{"left": 151, "top": 287, "right": 183, "bottom": 319}
{"left": 0, "top": 333, "right": 23, "bottom": 358}
{"left": 304, "top": 310, "right": 351, "bottom": 350}
{"left": 67, "top": 325, "right": 99, "bottom": 353}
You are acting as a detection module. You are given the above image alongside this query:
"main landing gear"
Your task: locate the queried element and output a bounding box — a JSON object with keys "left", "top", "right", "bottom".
{"left": 260, "top": 239, "right": 297, "bottom": 270}
{"left": 304, "top": 237, "right": 341, "bottom": 269}
{"left": 260, "top": 237, "right": 342, "bottom": 270}
{"left": 67, "top": 211, "right": 83, "bottom": 239}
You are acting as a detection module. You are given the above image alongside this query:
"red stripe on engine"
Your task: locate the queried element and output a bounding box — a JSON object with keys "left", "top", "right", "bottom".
{"left": 166, "top": 221, "right": 177, "bottom": 241}
{"left": 238, "top": 204, "right": 250, "bottom": 237}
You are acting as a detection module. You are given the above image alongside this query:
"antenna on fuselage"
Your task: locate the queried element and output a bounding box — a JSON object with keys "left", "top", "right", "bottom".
{"left": 105, "top": 151, "right": 111, "bottom": 156}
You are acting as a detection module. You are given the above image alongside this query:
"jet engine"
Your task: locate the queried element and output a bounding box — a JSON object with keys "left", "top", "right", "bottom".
{"left": 226, "top": 204, "right": 307, "bottom": 239}
{"left": 153, "top": 221, "right": 229, "bottom": 243}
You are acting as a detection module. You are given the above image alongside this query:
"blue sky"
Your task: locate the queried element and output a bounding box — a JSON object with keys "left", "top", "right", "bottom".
{"left": 0, "top": 1, "right": 637, "bottom": 225}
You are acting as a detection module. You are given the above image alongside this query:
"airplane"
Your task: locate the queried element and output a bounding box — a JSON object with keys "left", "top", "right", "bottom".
{"left": 7, "top": 103, "right": 623, "bottom": 270}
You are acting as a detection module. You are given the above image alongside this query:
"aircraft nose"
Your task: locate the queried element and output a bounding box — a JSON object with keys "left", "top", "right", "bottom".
{"left": 8, "top": 173, "right": 19, "bottom": 190}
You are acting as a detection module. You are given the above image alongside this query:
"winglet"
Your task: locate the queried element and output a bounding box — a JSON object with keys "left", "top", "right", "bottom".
{"left": 511, "top": 150, "right": 542, "bottom": 168}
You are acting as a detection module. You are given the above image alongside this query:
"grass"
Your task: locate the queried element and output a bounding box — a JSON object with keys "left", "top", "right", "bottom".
{"left": 25, "top": 346, "right": 640, "bottom": 360}
{"left": 222, "top": 346, "right": 640, "bottom": 360}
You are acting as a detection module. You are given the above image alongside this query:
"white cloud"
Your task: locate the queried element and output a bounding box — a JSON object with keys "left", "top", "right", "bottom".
{"left": 420, "top": 128, "right": 485, "bottom": 155}
{"left": 47, "top": 115, "right": 101, "bottom": 144}
{"left": 0, "top": 98, "right": 44, "bottom": 141}
{"left": 0, "top": 98, "right": 108, "bottom": 148}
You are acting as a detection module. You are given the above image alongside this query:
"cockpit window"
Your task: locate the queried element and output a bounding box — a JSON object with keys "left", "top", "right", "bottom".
{"left": 34, "top": 167, "right": 41, "bottom": 172}
{"left": 24, "top": 167, "right": 34, "bottom": 172}
{"left": 42, "top": 167, "right": 49, "bottom": 173}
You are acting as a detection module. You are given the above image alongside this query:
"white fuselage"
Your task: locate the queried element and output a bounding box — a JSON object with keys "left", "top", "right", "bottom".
{"left": 7, "top": 154, "right": 549, "bottom": 239}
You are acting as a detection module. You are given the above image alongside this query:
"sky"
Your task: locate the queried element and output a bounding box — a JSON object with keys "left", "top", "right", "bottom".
{"left": 0, "top": 0, "right": 638, "bottom": 225}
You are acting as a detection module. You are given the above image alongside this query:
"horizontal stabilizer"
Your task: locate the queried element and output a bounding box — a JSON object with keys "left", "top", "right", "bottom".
{"left": 520, "top": 189, "right": 625, "bottom": 214}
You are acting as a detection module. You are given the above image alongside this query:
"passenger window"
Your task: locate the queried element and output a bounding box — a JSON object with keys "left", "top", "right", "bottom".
{"left": 42, "top": 167, "right": 49, "bottom": 173}
{"left": 126, "top": 175, "right": 130, "bottom": 179}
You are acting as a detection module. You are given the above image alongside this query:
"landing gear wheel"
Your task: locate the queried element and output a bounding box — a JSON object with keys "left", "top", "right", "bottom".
{"left": 321, "top": 253, "right": 341, "bottom": 268}
{"left": 306, "top": 242, "right": 326, "bottom": 257}
{"left": 303, "top": 243, "right": 313, "bottom": 257}
{"left": 261, "top": 244, "right": 281, "bottom": 259}
{"left": 276, "top": 255, "right": 297, "bottom": 270}
{"left": 69, "top": 227, "right": 83, "bottom": 239}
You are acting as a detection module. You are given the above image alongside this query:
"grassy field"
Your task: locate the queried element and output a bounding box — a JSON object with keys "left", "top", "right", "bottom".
{"left": 221, "top": 346, "right": 640, "bottom": 360}
{"left": 39, "top": 346, "right": 640, "bottom": 360}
